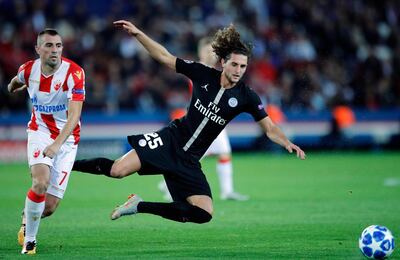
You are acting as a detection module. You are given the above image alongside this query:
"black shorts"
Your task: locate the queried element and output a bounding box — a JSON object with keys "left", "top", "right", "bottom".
{"left": 127, "top": 126, "right": 212, "bottom": 202}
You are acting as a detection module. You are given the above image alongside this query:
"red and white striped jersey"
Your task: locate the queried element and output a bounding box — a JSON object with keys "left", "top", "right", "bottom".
{"left": 17, "top": 57, "right": 85, "bottom": 144}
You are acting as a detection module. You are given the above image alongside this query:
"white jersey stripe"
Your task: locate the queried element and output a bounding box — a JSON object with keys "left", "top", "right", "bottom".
{"left": 183, "top": 87, "right": 225, "bottom": 151}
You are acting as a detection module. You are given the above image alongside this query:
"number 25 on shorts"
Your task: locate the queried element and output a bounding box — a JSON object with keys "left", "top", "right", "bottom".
{"left": 144, "top": 133, "right": 164, "bottom": 149}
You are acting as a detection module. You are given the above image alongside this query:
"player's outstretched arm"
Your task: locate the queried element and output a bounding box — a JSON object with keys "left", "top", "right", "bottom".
{"left": 43, "top": 100, "right": 83, "bottom": 158}
{"left": 113, "top": 20, "right": 176, "bottom": 71}
{"left": 7, "top": 76, "right": 27, "bottom": 93}
{"left": 258, "top": 117, "right": 306, "bottom": 160}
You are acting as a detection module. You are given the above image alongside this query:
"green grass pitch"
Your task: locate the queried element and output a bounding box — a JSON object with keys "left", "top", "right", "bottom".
{"left": 1, "top": 152, "right": 399, "bottom": 259}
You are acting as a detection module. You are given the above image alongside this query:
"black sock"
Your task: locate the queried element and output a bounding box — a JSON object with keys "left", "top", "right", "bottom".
{"left": 137, "top": 201, "right": 212, "bottom": 224}
{"left": 72, "top": 158, "right": 114, "bottom": 177}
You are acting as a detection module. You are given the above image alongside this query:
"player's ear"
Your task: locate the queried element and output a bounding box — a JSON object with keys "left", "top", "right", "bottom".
{"left": 35, "top": 45, "right": 40, "bottom": 56}
{"left": 221, "top": 58, "right": 227, "bottom": 68}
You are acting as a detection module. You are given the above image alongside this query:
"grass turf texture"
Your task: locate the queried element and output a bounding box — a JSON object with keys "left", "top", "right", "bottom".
{"left": 0, "top": 151, "right": 399, "bottom": 259}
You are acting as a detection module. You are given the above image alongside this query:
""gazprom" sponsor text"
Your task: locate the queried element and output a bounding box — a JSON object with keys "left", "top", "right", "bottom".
{"left": 33, "top": 104, "right": 67, "bottom": 113}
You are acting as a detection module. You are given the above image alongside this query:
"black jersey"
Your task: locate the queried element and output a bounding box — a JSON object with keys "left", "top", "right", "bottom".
{"left": 171, "top": 58, "right": 267, "bottom": 160}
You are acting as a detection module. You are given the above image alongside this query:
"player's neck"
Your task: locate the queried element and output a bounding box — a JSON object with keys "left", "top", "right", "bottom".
{"left": 41, "top": 62, "right": 61, "bottom": 77}
{"left": 220, "top": 73, "right": 236, "bottom": 89}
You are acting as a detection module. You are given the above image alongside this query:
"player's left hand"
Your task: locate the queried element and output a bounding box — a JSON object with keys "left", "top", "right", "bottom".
{"left": 285, "top": 143, "right": 306, "bottom": 160}
{"left": 43, "top": 143, "right": 61, "bottom": 159}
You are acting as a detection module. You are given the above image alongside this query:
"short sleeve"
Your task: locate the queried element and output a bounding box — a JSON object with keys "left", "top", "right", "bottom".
{"left": 176, "top": 58, "right": 211, "bottom": 81}
{"left": 67, "top": 68, "right": 85, "bottom": 101}
{"left": 244, "top": 88, "right": 268, "bottom": 121}
{"left": 17, "top": 66, "right": 25, "bottom": 84}
{"left": 16, "top": 61, "right": 34, "bottom": 85}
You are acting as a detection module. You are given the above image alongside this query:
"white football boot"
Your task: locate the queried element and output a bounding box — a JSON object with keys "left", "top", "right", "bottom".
{"left": 111, "top": 194, "right": 143, "bottom": 220}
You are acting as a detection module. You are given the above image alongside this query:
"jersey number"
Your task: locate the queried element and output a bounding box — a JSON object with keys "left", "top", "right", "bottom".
{"left": 59, "top": 171, "right": 68, "bottom": 186}
{"left": 144, "top": 133, "right": 164, "bottom": 149}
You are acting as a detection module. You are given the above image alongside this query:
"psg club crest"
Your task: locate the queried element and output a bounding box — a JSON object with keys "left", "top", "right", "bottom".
{"left": 228, "top": 97, "right": 238, "bottom": 107}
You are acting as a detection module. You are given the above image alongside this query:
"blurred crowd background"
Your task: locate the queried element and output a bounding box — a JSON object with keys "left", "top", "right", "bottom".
{"left": 1, "top": 0, "right": 400, "bottom": 114}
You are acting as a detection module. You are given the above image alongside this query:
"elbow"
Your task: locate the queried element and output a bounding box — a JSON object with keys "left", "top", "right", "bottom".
{"left": 159, "top": 53, "right": 175, "bottom": 70}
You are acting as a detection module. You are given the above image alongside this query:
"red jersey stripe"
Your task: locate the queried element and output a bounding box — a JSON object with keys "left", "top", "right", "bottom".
{"left": 62, "top": 60, "right": 74, "bottom": 92}
{"left": 41, "top": 114, "right": 60, "bottom": 139}
{"left": 28, "top": 108, "right": 38, "bottom": 131}
{"left": 22, "top": 61, "right": 34, "bottom": 87}
{"left": 39, "top": 74, "right": 53, "bottom": 93}
{"left": 72, "top": 123, "right": 81, "bottom": 144}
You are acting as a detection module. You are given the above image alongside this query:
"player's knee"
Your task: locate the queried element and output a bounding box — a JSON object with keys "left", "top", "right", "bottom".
{"left": 31, "top": 180, "right": 49, "bottom": 194}
{"left": 110, "top": 163, "right": 126, "bottom": 178}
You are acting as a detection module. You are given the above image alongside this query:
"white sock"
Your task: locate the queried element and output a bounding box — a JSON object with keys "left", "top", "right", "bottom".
{"left": 217, "top": 158, "right": 234, "bottom": 195}
{"left": 24, "top": 189, "right": 45, "bottom": 243}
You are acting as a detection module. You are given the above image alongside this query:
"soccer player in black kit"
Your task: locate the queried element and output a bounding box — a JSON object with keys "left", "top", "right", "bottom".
{"left": 73, "top": 20, "right": 306, "bottom": 224}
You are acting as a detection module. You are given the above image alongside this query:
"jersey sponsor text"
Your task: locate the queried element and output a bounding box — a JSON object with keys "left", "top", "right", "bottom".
{"left": 194, "top": 99, "right": 226, "bottom": 126}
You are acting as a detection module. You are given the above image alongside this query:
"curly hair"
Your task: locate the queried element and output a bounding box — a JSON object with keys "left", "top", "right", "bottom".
{"left": 211, "top": 24, "right": 252, "bottom": 61}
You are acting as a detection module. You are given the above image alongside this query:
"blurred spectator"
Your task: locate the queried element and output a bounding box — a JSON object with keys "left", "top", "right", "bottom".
{"left": 1, "top": 0, "right": 400, "bottom": 114}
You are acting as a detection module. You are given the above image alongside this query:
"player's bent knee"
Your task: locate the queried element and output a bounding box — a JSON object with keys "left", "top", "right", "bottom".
{"left": 110, "top": 163, "right": 126, "bottom": 178}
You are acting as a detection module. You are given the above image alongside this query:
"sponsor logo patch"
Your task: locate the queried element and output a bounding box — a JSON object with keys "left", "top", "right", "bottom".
{"left": 72, "top": 88, "right": 85, "bottom": 95}
{"left": 74, "top": 71, "right": 82, "bottom": 80}
{"left": 200, "top": 84, "right": 209, "bottom": 91}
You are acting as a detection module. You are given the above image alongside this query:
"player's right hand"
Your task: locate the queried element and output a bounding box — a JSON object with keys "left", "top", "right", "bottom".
{"left": 285, "top": 143, "right": 306, "bottom": 160}
{"left": 113, "top": 20, "right": 141, "bottom": 36}
{"left": 43, "top": 143, "right": 61, "bottom": 159}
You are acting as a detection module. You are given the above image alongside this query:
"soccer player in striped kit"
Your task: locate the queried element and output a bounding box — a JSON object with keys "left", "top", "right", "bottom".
{"left": 73, "top": 20, "right": 305, "bottom": 225}
{"left": 7, "top": 29, "right": 85, "bottom": 254}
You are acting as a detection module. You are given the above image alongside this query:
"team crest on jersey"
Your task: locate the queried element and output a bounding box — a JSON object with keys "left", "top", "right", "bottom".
{"left": 228, "top": 97, "right": 238, "bottom": 107}
{"left": 33, "top": 148, "right": 41, "bottom": 158}
{"left": 74, "top": 70, "right": 82, "bottom": 80}
{"left": 54, "top": 81, "right": 62, "bottom": 91}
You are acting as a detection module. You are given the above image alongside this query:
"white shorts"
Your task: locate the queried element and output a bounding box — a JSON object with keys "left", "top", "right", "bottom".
{"left": 27, "top": 130, "right": 78, "bottom": 199}
{"left": 204, "top": 129, "right": 232, "bottom": 156}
